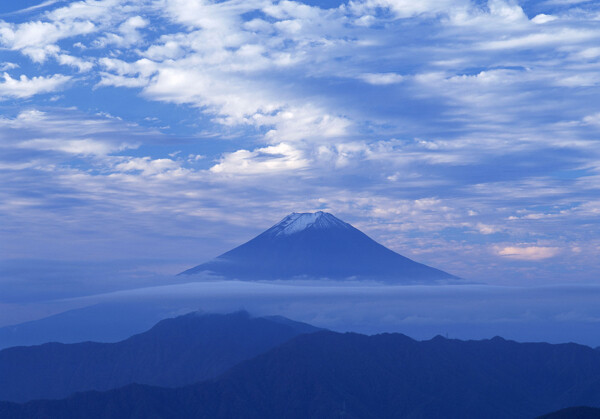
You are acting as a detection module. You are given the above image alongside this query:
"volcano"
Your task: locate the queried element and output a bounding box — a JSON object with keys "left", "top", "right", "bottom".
{"left": 180, "top": 211, "right": 457, "bottom": 283}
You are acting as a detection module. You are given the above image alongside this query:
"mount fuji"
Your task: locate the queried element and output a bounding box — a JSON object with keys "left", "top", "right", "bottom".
{"left": 180, "top": 211, "right": 457, "bottom": 283}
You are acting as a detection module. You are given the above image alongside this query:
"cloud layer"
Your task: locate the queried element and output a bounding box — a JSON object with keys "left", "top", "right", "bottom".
{"left": 0, "top": 0, "right": 599, "bottom": 303}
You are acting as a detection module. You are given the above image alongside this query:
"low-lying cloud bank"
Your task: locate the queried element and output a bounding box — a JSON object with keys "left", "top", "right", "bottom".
{"left": 38, "top": 280, "right": 600, "bottom": 347}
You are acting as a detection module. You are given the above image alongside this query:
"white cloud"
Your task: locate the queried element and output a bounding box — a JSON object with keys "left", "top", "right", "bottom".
{"left": 100, "top": 59, "right": 353, "bottom": 144}
{"left": 141, "top": 66, "right": 280, "bottom": 122}
{"left": 44, "top": 0, "right": 123, "bottom": 21}
{"left": 261, "top": 106, "right": 351, "bottom": 143}
{"left": 447, "top": 0, "right": 532, "bottom": 29}
{"left": 556, "top": 73, "right": 600, "bottom": 87}
{"left": 0, "top": 62, "right": 19, "bottom": 71}
{"left": 486, "top": 0, "right": 528, "bottom": 22}
{"left": 8, "top": 0, "right": 65, "bottom": 15}
{"left": 158, "top": 0, "right": 263, "bottom": 30}
{"left": 532, "top": 14, "right": 557, "bottom": 24}
{"left": 18, "top": 137, "right": 131, "bottom": 155}
{"left": 95, "top": 15, "right": 149, "bottom": 47}
{"left": 210, "top": 142, "right": 309, "bottom": 175}
{"left": 0, "top": 0, "right": 152, "bottom": 62}
{"left": 359, "top": 72, "right": 404, "bottom": 85}
{"left": 347, "top": 0, "right": 470, "bottom": 19}
{"left": 0, "top": 109, "right": 144, "bottom": 153}
{"left": 97, "top": 57, "right": 157, "bottom": 87}
{"left": 476, "top": 223, "right": 500, "bottom": 235}
{"left": 0, "top": 72, "right": 70, "bottom": 99}
{"left": 582, "top": 113, "right": 600, "bottom": 125}
{"left": 57, "top": 54, "right": 94, "bottom": 72}
{"left": 0, "top": 20, "right": 95, "bottom": 61}
{"left": 114, "top": 156, "right": 184, "bottom": 176}
{"left": 0, "top": 0, "right": 600, "bottom": 286}
{"left": 497, "top": 246, "right": 561, "bottom": 260}
{"left": 143, "top": 39, "right": 185, "bottom": 60}
{"left": 479, "top": 29, "right": 598, "bottom": 50}
{"left": 574, "top": 47, "right": 600, "bottom": 60}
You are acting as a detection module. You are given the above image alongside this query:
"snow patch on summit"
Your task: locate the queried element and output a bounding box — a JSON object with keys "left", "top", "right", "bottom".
{"left": 271, "top": 211, "right": 350, "bottom": 236}
{"left": 280, "top": 212, "right": 323, "bottom": 235}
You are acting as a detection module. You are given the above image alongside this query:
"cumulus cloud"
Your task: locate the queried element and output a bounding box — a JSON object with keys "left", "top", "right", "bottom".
{"left": 56, "top": 54, "right": 93, "bottom": 72}
{"left": 95, "top": 15, "right": 149, "bottom": 47}
{"left": 0, "top": 72, "right": 70, "bottom": 99}
{"left": 0, "top": 19, "right": 95, "bottom": 61}
{"left": 0, "top": 0, "right": 151, "bottom": 62}
{"left": 210, "top": 143, "right": 309, "bottom": 175}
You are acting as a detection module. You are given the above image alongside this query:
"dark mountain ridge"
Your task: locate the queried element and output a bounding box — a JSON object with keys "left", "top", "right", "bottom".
{"left": 0, "top": 302, "right": 179, "bottom": 350}
{"left": 0, "top": 311, "right": 319, "bottom": 402}
{"left": 3, "top": 329, "right": 600, "bottom": 418}
{"left": 181, "top": 211, "right": 457, "bottom": 283}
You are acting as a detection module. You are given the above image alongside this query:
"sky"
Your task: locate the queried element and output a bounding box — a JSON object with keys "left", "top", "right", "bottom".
{"left": 1, "top": 0, "right": 600, "bottom": 330}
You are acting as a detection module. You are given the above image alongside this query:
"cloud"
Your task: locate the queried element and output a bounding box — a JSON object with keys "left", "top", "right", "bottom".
{"left": 5, "top": 0, "right": 66, "bottom": 15}
{"left": 347, "top": 0, "right": 470, "bottom": 19}
{"left": 97, "top": 56, "right": 352, "bottom": 143}
{"left": 35, "top": 281, "right": 600, "bottom": 346}
{"left": 0, "top": 62, "right": 19, "bottom": 71}
{"left": 95, "top": 15, "right": 149, "bottom": 47}
{"left": 210, "top": 143, "right": 309, "bottom": 175}
{"left": 0, "top": 72, "right": 70, "bottom": 99}
{"left": 0, "top": 19, "right": 95, "bottom": 61}
{"left": 479, "top": 29, "right": 599, "bottom": 50}
{"left": 0, "top": 0, "right": 152, "bottom": 62}
{"left": 358, "top": 72, "right": 404, "bottom": 85}
{"left": 114, "top": 156, "right": 184, "bottom": 176}
{"left": 18, "top": 138, "right": 132, "bottom": 156}
{"left": 0, "top": 108, "right": 145, "bottom": 155}
{"left": 497, "top": 246, "right": 561, "bottom": 260}
{"left": 476, "top": 223, "right": 500, "bottom": 235}
{"left": 531, "top": 14, "right": 558, "bottom": 24}
{"left": 0, "top": 0, "right": 600, "bottom": 291}
{"left": 56, "top": 54, "right": 93, "bottom": 72}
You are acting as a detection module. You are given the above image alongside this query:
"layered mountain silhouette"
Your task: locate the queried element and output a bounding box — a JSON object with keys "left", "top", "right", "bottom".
{"left": 3, "top": 327, "right": 600, "bottom": 418}
{"left": 0, "top": 302, "right": 180, "bottom": 350}
{"left": 0, "top": 311, "right": 319, "bottom": 402}
{"left": 181, "top": 211, "right": 457, "bottom": 282}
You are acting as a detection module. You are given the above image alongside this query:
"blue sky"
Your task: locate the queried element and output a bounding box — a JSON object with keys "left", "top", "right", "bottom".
{"left": 1, "top": 0, "right": 600, "bottom": 317}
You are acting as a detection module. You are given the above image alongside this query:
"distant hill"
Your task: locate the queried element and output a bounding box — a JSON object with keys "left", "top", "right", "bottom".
{"left": 0, "top": 311, "right": 319, "bottom": 402}
{"left": 181, "top": 211, "right": 457, "bottom": 283}
{"left": 3, "top": 330, "right": 600, "bottom": 418}
{"left": 0, "top": 302, "right": 180, "bottom": 350}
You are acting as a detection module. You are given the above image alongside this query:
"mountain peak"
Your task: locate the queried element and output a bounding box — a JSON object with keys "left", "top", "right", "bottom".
{"left": 266, "top": 211, "right": 350, "bottom": 237}
{"left": 180, "top": 211, "right": 458, "bottom": 282}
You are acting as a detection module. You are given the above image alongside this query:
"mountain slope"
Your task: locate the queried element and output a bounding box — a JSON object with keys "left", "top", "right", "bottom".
{"left": 0, "top": 311, "right": 319, "bottom": 402}
{"left": 181, "top": 211, "right": 456, "bottom": 282}
{"left": 3, "top": 331, "right": 600, "bottom": 418}
{"left": 0, "top": 302, "right": 180, "bottom": 350}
